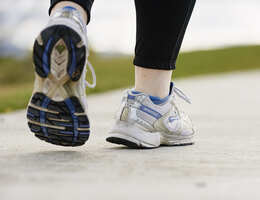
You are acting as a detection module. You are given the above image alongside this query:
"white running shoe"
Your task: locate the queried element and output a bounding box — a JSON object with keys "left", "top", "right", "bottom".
{"left": 106, "top": 82, "right": 195, "bottom": 148}
{"left": 26, "top": 6, "right": 96, "bottom": 147}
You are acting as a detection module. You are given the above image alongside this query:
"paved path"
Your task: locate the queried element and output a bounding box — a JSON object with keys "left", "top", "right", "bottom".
{"left": 1, "top": 71, "right": 260, "bottom": 200}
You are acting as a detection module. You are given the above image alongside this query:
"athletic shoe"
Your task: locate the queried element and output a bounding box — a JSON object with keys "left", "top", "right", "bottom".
{"left": 106, "top": 82, "right": 195, "bottom": 148}
{"left": 26, "top": 6, "right": 96, "bottom": 147}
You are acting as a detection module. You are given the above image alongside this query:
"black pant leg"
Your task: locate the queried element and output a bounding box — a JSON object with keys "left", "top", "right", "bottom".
{"left": 49, "top": 0, "right": 94, "bottom": 24}
{"left": 134, "top": 0, "right": 196, "bottom": 70}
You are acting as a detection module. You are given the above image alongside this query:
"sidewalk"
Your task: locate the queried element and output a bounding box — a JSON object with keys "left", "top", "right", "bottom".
{"left": 1, "top": 70, "right": 260, "bottom": 200}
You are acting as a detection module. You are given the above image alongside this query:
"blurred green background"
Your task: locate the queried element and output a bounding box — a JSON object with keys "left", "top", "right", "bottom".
{"left": 1, "top": 45, "right": 260, "bottom": 113}
{"left": 1, "top": 0, "right": 260, "bottom": 113}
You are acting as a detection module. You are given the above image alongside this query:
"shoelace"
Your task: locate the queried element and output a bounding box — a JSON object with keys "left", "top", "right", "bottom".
{"left": 172, "top": 86, "right": 192, "bottom": 104}
{"left": 85, "top": 61, "right": 96, "bottom": 88}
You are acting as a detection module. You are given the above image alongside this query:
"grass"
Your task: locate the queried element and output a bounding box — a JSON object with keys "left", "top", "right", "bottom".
{"left": 0, "top": 45, "right": 260, "bottom": 113}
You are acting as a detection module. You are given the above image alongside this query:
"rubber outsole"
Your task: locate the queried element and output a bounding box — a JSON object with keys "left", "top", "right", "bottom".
{"left": 27, "top": 24, "right": 90, "bottom": 147}
{"left": 106, "top": 136, "right": 194, "bottom": 149}
{"left": 106, "top": 136, "right": 158, "bottom": 149}
{"left": 33, "top": 25, "right": 86, "bottom": 81}
{"left": 27, "top": 93, "right": 90, "bottom": 146}
{"left": 106, "top": 137, "right": 140, "bottom": 149}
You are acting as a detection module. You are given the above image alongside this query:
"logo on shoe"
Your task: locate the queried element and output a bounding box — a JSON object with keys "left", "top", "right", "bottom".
{"left": 168, "top": 116, "right": 179, "bottom": 123}
{"left": 140, "top": 105, "right": 162, "bottom": 119}
{"left": 166, "top": 116, "right": 181, "bottom": 132}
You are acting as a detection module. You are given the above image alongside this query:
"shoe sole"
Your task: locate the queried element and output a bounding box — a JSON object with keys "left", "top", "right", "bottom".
{"left": 106, "top": 122, "right": 194, "bottom": 149}
{"left": 106, "top": 134, "right": 157, "bottom": 149}
{"left": 26, "top": 25, "right": 90, "bottom": 147}
{"left": 106, "top": 133, "right": 194, "bottom": 149}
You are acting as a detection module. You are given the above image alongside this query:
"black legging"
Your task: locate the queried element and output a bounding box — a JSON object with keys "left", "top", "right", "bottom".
{"left": 49, "top": 0, "right": 196, "bottom": 70}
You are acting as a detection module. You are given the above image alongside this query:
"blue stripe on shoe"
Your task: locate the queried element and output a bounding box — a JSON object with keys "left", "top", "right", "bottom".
{"left": 30, "top": 127, "right": 40, "bottom": 133}
{"left": 168, "top": 116, "right": 179, "bottom": 123}
{"left": 79, "top": 131, "right": 90, "bottom": 135}
{"left": 65, "top": 98, "right": 79, "bottom": 142}
{"left": 42, "top": 38, "right": 53, "bottom": 76}
{"left": 60, "top": 131, "right": 74, "bottom": 135}
{"left": 63, "top": 6, "right": 77, "bottom": 11}
{"left": 27, "top": 112, "right": 35, "bottom": 118}
{"left": 68, "top": 40, "right": 76, "bottom": 78}
{"left": 132, "top": 91, "right": 141, "bottom": 94}
{"left": 128, "top": 94, "right": 136, "bottom": 100}
{"left": 79, "top": 124, "right": 90, "bottom": 128}
{"left": 58, "top": 122, "right": 73, "bottom": 127}
{"left": 131, "top": 90, "right": 169, "bottom": 105}
{"left": 40, "top": 97, "right": 51, "bottom": 137}
{"left": 139, "top": 105, "right": 162, "bottom": 119}
{"left": 149, "top": 95, "right": 170, "bottom": 105}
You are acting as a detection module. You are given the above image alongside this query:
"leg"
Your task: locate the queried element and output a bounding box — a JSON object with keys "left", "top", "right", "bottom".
{"left": 107, "top": 0, "right": 196, "bottom": 148}
{"left": 26, "top": 0, "right": 95, "bottom": 147}
{"left": 134, "top": 0, "right": 196, "bottom": 98}
{"left": 49, "top": 0, "right": 94, "bottom": 24}
{"left": 50, "top": 1, "right": 88, "bottom": 23}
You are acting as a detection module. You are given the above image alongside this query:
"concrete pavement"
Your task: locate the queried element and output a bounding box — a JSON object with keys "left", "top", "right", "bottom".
{"left": 1, "top": 70, "right": 260, "bottom": 200}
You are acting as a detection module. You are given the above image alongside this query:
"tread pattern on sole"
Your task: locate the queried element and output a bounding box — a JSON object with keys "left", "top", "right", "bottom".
{"left": 33, "top": 25, "right": 86, "bottom": 81}
{"left": 27, "top": 93, "right": 90, "bottom": 147}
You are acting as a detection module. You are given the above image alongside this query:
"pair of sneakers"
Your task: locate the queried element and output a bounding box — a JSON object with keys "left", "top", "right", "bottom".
{"left": 26, "top": 6, "right": 195, "bottom": 148}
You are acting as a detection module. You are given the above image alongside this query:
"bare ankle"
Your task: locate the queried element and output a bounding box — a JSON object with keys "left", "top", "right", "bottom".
{"left": 134, "top": 66, "right": 173, "bottom": 98}
{"left": 50, "top": 1, "right": 88, "bottom": 24}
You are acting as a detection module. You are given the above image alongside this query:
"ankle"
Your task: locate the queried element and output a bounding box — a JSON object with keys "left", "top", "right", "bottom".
{"left": 50, "top": 1, "right": 88, "bottom": 24}
{"left": 134, "top": 66, "right": 173, "bottom": 98}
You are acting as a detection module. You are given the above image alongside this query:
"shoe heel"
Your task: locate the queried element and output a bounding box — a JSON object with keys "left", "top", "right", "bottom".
{"left": 33, "top": 25, "right": 86, "bottom": 81}
{"left": 28, "top": 25, "right": 90, "bottom": 147}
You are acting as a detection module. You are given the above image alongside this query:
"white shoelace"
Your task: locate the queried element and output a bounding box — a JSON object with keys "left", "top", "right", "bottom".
{"left": 85, "top": 61, "right": 96, "bottom": 88}
{"left": 173, "top": 86, "right": 192, "bottom": 104}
